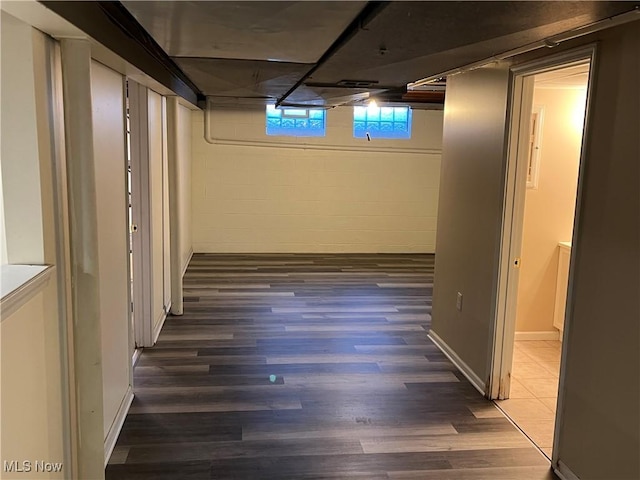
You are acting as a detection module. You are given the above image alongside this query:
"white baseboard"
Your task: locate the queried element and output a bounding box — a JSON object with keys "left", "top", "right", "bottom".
{"left": 152, "top": 310, "right": 168, "bottom": 344}
{"left": 131, "top": 347, "right": 142, "bottom": 367}
{"left": 515, "top": 330, "right": 560, "bottom": 341}
{"left": 182, "top": 248, "right": 193, "bottom": 276}
{"left": 554, "top": 460, "right": 580, "bottom": 480}
{"left": 104, "top": 387, "right": 134, "bottom": 467}
{"left": 428, "top": 330, "right": 486, "bottom": 396}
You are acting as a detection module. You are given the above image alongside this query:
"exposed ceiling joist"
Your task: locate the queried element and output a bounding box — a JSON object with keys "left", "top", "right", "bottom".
{"left": 41, "top": 0, "right": 202, "bottom": 105}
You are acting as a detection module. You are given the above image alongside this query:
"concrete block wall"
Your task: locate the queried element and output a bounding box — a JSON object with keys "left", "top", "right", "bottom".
{"left": 191, "top": 106, "right": 443, "bottom": 253}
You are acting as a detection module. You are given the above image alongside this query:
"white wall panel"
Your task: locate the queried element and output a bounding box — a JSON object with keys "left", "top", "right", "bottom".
{"left": 161, "top": 97, "right": 171, "bottom": 310}
{"left": 178, "top": 104, "right": 193, "bottom": 270}
{"left": 90, "top": 60, "right": 130, "bottom": 440}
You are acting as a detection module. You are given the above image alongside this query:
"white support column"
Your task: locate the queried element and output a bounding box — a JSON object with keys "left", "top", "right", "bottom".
{"left": 60, "top": 38, "right": 106, "bottom": 480}
{"left": 166, "top": 96, "right": 184, "bottom": 315}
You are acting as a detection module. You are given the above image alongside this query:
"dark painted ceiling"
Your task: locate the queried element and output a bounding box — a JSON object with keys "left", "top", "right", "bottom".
{"left": 49, "top": 1, "right": 640, "bottom": 108}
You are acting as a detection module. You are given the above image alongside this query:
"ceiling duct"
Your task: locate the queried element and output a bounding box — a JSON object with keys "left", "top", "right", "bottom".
{"left": 276, "top": 1, "right": 391, "bottom": 106}
{"left": 336, "top": 80, "right": 380, "bottom": 88}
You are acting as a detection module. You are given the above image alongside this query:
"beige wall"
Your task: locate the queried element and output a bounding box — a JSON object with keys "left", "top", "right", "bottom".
{"left": 0, "top": 163, "right": 7, "bottom": 265}
{"left": 431, "top": 20, "right": 639, "bottom": 480}
{"left": 0, "top": 11, "right": 44, "bottom": 264}
{"left": 555, "top": 23, "right": 639, "bottom": 480}
{"left": 1, "top": 14, "right": 67, "bottom": 478}
{"left": 515, "top": 87, "right": 585, "bottom": 333}
{"left": 191, "top": 106, "right": 442, "bottom": 253}
{"left": 1, "top": 285, "right": 65, "bottom": 480}
{"left": 430, "top": 64, "right": 511, "bottom": 381}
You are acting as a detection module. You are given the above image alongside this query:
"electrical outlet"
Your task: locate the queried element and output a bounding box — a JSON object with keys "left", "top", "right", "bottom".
{"left": 456, "top": 292, "right": 463, "bottom": 311}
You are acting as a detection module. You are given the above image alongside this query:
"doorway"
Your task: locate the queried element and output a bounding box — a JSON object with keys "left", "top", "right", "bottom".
{"left": 491, "top": 49, "right": 594, "bottom": 460}
{"left": 125, "top": 80, "right": 141, "bottom": 364}
{"left": 127, "top": 78, "right": 172, "bottom": 350}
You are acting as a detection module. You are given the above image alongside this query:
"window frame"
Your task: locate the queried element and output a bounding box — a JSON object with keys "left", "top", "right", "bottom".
{"left": 353, "top": 105, "right": 413, "bottom": 140}
{"left": 265, "top": 105, "right": 326, "bottom": 137}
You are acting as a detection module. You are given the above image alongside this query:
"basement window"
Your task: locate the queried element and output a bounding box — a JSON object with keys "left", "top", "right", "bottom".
{"left": 265, "top": 105, "right": 326, "bottom": 137}
{"left": 353, "top": 106, "right": 412, "bottom": 139}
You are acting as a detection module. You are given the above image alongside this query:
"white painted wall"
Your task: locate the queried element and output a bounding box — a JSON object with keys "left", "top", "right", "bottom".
{"left": 515, "top": 86, "right": 585, "bottom": 333}
{"left": 192, "top": 106, "right": 442, "bottom": 253}
{"left": 90, "top": 60, "right": 131, "bottom": 442}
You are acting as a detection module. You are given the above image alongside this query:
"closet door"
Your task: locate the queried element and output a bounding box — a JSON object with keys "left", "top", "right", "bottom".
{"left": 90, "top": 59, "right": 132, "bottom": 448}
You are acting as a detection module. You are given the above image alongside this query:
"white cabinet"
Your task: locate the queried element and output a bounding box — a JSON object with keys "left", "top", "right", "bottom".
{"left": 553, "top": 242, "right": 572, "bottom": 332}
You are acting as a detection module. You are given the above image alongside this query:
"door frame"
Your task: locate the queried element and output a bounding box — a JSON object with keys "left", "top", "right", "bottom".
{"left": 128, "top": 79, "right": 155, "bottom": 348}
{"left": 489, "top": 46, "right": 597, "bottom": 458}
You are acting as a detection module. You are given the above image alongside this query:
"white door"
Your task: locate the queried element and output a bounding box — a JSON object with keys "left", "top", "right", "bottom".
{"left": 128, "top": 79, "right": 154, "bottom": 348}
{"left": 90, "top": 59, "right": 134, "bottom": 460}
{"left": 128, "top": 82, "right": 171, "bottom": 347}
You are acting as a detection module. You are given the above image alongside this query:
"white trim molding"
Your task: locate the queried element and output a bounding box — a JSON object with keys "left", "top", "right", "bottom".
{"left": 203, "top": 136, "right": 441, "bottom": 156}
{"left": 132, "top": 347, "right": 142, "bottom": 367}
{"left": 152, "top": 308, "right": 169, "bottom": 344}
{"left": 555, "top": 460, "right": 581, "bottom": 480}
{"left": 0, "top": 265, "right": 54, "bottom": 320}
{"left": 514, "top": 330, "right": 560, "bottom": 341}
{"left": 182, "top": 248, "right": 194, "bottom": 277}
{"left": 104, "top": 386, "right": 134, "bottom": 467}
{"left": 428, "top": 330, "right": 487, "bottom": 396}
{"left": 204, "top": 98, "right": 442, "bottom": 156}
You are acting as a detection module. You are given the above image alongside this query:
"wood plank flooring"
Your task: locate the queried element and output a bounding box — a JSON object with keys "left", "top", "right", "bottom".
{"left": 106, "top": 254, "right": 556, "bottom": 479}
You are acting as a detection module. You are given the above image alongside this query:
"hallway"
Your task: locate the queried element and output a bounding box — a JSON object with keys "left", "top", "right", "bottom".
{"left": 106, "top": 254, "right": 554, "bottom": 479}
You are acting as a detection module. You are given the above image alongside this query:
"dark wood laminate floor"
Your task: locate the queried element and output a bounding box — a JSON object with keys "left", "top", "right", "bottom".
{"left": 106, "top": 254, "right": 556, "bottom": 480}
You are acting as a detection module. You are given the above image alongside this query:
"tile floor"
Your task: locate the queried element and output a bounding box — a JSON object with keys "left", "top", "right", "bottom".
{"left": 495, "top": 339, "right": 562, "bottom": 459}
